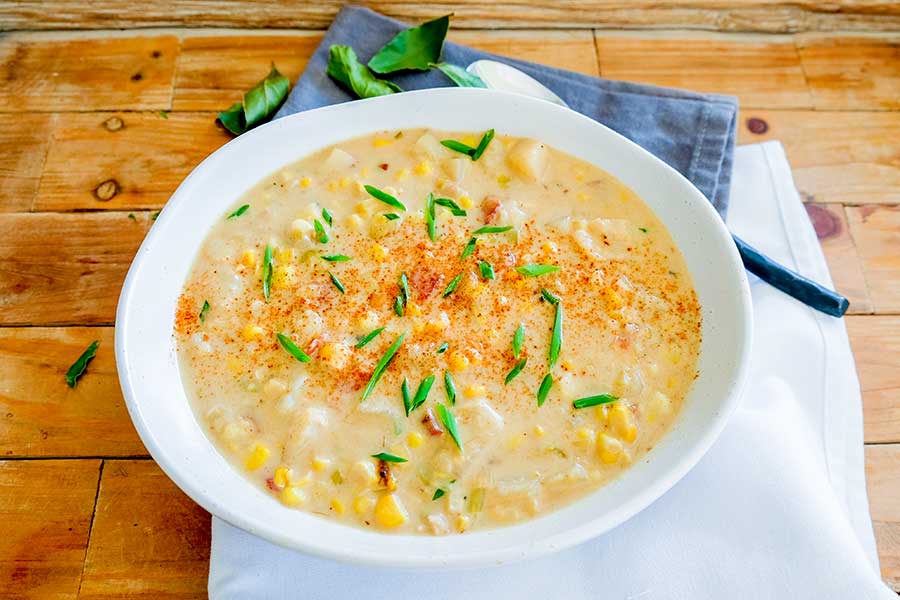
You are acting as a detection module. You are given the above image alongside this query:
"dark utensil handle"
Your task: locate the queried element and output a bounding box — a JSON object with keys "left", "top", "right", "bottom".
{"left": 732, "top": 234, "right": 849, "bottom": 317}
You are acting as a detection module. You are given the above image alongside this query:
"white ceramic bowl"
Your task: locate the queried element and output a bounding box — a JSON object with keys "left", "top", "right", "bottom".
{"left": 116, "top": 88, "right": 752, "bottom": 569}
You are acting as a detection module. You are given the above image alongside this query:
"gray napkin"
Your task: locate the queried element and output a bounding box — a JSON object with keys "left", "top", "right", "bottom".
{"left": 275, "top": 5, "right": 738, "bottom": 218}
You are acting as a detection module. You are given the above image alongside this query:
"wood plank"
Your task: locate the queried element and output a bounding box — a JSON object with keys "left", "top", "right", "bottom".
{"left": 1, "top": 1, "right": 900, "bottom": 32}
{"left": 866, "top": 444, "right": 900, "bottom": 591}
{"left": 0, "top": 328, "right": 145, "bottom": 458}
{"left": 450, "top": 30, "right": 600, "bottom": 76}
{"left": 797, "top": 35, "right": 900, "bottom": 110}
{"left": 0, "top": 213, "right": 149, "bottom": 326}
{"left": 804, "top": 204, "right": 873, "bottom": 315}
{"left": 35, "top": 112, "right": 230, "bottom": 211}
{"left": 173, "top": 32, "right": 323, "bottom": 111}
{"left": 846, "top": 206, "right": 900, "bottom": 313}
{"left": 737, "top": 110, "right": 900, "bottom": 205}
{"left": 595, "top": 34, "right": 811, "bottom": 109}
{"left": 0, "top": 113, "right": 54, "bottom": 212}
{"left": 0, "top": 34, "right": 178, "bottom": 112}
{"left": 849, "top": 316, "right": 900, "bottom": 444}
{"left": 79, "top": 460, "right": 210, "bottom": 599}
{"left": 0, "top": 459, "right": 101, "bottom": 600}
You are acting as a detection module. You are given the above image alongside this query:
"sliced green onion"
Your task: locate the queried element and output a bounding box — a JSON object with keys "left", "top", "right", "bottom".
{"left": 460, "top": 237, "right": 477, "bottom": 261}
{"left": 639, "top": 227, "right": 649, "bottom": 233}
{"left": 364, "top": 184, "right": 406, "bottom": 211}
{"left": 399, "top": 272, "right": 410, "bottom": 304}
{"left": 65, "top": 340, "right": 99, "bottom": 388}
{"left": 262, "top": 244, "right": 273, "bottom": 301}
{"left": 541, "top": 288, "right": 560, "bottom": 305}
{"left": 425, "top": 192, "right": 437, "bottom": 241}
{"left": 384, "top": 213, "right": 400, "bottom": 221}
{"left": 516, "top": 264, "right": 560, "bottom": 277}
{"left": 471, "top": 129, "right": 495, "bottom": 161}
{"left": 549, "top": 301, "right": 563, "bottom": 368}
{"left": 393, "top": 294, "right": 404, "bottom": 316}
{"left": 436, "top": 402, "right": 462, "bottom": 450}
{"left": 322, "top": 208, "right": 333, "bottom": 226}
{"left": 321, "top": 254, "right": 351, "bottom": 262}
{"left": 472, "top": 225, "right": 512, "bottom": 235}
{"left": 199, "top": 300, "right": 210, "bottom": 322}
{"left": 371, "top": 452, "right": 407, "bottom": 463}
{"left": 573, "top": 394, "right": 619, "bottom": 409}
{"left": 226, "top": 204, "right": 249, "bottom": 219}
{"left": 436, "top": 342, "right": 449, "bottom": 354}
{"left": 355, "top": 327, "right": 384, "bottom": 349}
{"left": 408, "top": 374, "right": 435, "bottom": 414}
{"left": 360, "top": 333, "right": 406, "bottom": 402}
{"left": 401, "top": 378, "right": 412, "bottom": 415}
{"left": 537, "top": 373, "right": 553, "bottom": 406}
{"left": 314, "top": 219, "right": 329, "bottom": 243}
{"left": 276, "top": 333, "right": 312, "bottom": 363}
{"left": 478, "top": 260, "right": 495, "bottom": 280}
{"left": 440, "top": 139, "right": 476, "bottom": 156}
{"left": 442, "top": 273, "right": 463, "bottom": 297}
{"left": 443, "top": 370, "right": 456, "bottom": 405}
{"left": 328, "top": 271, "right": 345, "bottom": 294}
{"left": 512, "top": 324, "right": 524, "bottom": 359}
{"left": 505, "top": 358, "right": 527, "bottom": 384}
{"left": 434, "top": 197, "right": 466, "bottom": 216}
{"left": 432, "top": 488, "right": 446, "bottom": 501}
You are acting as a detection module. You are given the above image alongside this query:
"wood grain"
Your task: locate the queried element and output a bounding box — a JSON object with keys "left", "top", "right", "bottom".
{"left": 2, "top": 1, "right": 900, "bottom": 32}
{"left": 0, "top": 113, "right": 54, "bottom": 212}
{"left": 0, "top": 328, "right": 145, "bottom": 458}
{"left": 35, "top": 112, "right": 230, "bottom": 211}
{"left": 847, "top": 205, "right": 900, "bottom": 313}
{"left": 849, "top": 316, "right": 900, "bottom": 444}
{"left": 0, "top": 34, "right": 178, "bottom": 112}
{"left": 737, "top": 110, "right": 900, "bottom": 205}
{"left": 450, "top": 30, "right": 600, "bottom": 76}
{"left": 867, "top": 444, "right": 900, "bottom": 590}
{"left": 797, "top": 35, "right": 900, "bottom": 110}
{"left": 79, "top": 460, "right": 210, "bottom": 599}
{"left": 0, "top": 213, "right": 149, "bottom": 326}
{"left": 595, "top": 34, "right": 811, "bottom": 109}
{"left": 0, "top": 459, "right": 101, "bottom": 600}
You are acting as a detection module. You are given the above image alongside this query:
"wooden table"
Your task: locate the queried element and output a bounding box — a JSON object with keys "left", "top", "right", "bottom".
{"left": 1, "top": 2, "right": 898, "bottom": 597}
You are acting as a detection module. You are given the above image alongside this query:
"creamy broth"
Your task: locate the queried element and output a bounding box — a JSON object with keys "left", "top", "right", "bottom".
{"left": 175, "top": 128, "right": 701, "bottom": 535}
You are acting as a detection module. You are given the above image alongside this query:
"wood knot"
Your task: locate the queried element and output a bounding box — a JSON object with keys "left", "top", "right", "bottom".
{"left": 130, "top": 72, "right": 143, "bottom": 82}
{"left": 104, "top": 116, "right": 124, "bottom": 132}
{"left": 746, "top": 117, "right": 769, "bottom": 135}
{"left": 151, "top": 50, "right": 162, "bottom": 58}
{"left": 804, "top": 204, "right": 840, "bottom": 240}
{"left": 94, "top": 179, "right": 119, "bottom": 201}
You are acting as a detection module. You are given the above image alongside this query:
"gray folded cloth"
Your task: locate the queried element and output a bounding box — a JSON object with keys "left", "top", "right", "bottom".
{"left": 275, "top": 5, "right": 737, "bottom": 218}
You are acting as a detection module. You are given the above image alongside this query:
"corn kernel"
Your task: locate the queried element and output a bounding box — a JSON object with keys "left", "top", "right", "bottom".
{"left": 320, "top": 342, "right": 351, "bottom": 370}
{"left": 464, "top": 385, "right": 486, "bottom": 398}
{"left": 609, "top": 403, "right": 637, "bottom": 443}
{"left": 458, "top": 195, "right": 472, "bottom": 209}
{"left": 448, "top": 352, "right": 469, "bottom": 372}
{"left": 339, "top": 177, "right": 351, "bottom": 188}
{"left": 240, "top": 249, "right": 257, "bottom": 268}
{"left": 534, "top": 425, "right": 546, "bottom": 437}
{"left": 327, "top": 180, "right": 339, "bottom": 192}
{"left": 425, "top": 312, "right": 450, "bottom": 333}
{"left": 373, "top": 138, "right": 394, "bottom": 147}
{"left": 597, "top": 432, "right": 624, "bottom": 464}
{"left": 311, "top": 457, "right": 330, "bottom": 472}
{"left": 274, "top": 247, "right": 294, "bottom": 263}
{"left": 353, "top": 495, "right": 374, "bottom": 514}
{"left": 271, "top": 264, "right": 298, "bottom": 289}
{"left": 330, "top": 498, "right": 345, "bottom": 515}
{"left": 561, "top": 359, "right": 575, "bottom": 371}
{"left": 456, "top": 514, "right": 471, "bottom": 532}
{"left": 542, "top": 241, "right": 559, "bottom": 254}
{"left": 497, "top": 174, "right": 511, "bottom": 188}
{"left": 300, "top": 176, "right": 313, "bottom": 188}
{"left": 374, "top": 494, "right": 408, "bottom": 527}
{"left": 407, "top": 302, "right": 422, "bottom": 317}
{"left": 414, "top": 161, "right": 433, "bottom": 175}
{"left": 394, "top": 167, "right": 409, "bottom": 181}
{"left": 226, "top": 356, "right": 242, "bottom": 375}
{"left": 576, "top": 192, "right": 590, "bottom": 202}
{"left": 354, "top": 310, "right": 379, "bottom": 334}
{"left": 407, "top": 432, "right": 423, "bottom": 448}
{"left": 596, "top": 404, "right": 610, "bottom": 425}
{"left": 354, "top": 201, "right": 372, "bottom": 216}
{"left": 245, "top": 444, "right": 270, "bottom": 471}
{"left": 576, "top": 427, "right": 596, "bottom": 446}
{"left": 461, "top": 135, "right": 478, "bottom": 146}
{"left": 241, "top": 324, "right": 264, "bottom": 341}
{"left": 281, "top": 485, "right": 306, "bottom": 507}
{"left": 359, "top": 166, "right": 370, "bottom": 178}
{"left": 273, "top": 466, "right": 293, "bottom": 488}
{"left": 508, "top": 435, "right": 524, "bottom": 450}
{"left": 370, "top": 243, "right": 388, "bottom": 262}
{"left": 345, "top": 214, "right": 364, "bottom": 231}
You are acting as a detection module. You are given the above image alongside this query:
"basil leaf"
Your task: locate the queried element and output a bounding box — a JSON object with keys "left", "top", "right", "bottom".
{"left": 65, "top": 340, "right": 99, "bottom": 388}
{"left": 327, "top": 45, "right": 402, "bottom": 100}
{"left": 368, "top": 15, "right": 451, "bottom": 74}
{"left": 431, "top": 62, "right": 486, "bottom": 88}
{"left": 371, "top": 452, "right": 407, "bottom": 463}
{"left": 217, "top": 64, "right": 290, "bottom": 136}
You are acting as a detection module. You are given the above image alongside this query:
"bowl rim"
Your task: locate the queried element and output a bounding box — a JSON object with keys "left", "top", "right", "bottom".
{"left": 115, "top": 87, "right": 753, "bottom": 569}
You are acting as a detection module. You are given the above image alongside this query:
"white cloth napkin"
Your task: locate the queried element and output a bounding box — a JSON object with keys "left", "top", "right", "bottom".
{"left": 208, "top": 142, "right": 892, "bottom": 599}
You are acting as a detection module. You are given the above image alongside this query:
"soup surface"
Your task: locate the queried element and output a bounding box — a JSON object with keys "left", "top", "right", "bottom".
{"left": 175, "top": 128, "right": 702, "bottom": 535}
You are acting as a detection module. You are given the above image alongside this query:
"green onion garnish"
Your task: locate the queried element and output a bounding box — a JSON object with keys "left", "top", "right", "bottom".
{"left": 549, "top": 301, "right": 562, "bottom": 368}
{"left": 227, "top": 204, "right": 249, "bottom": 219}
{"left": 443, "top": 370, "right": 456, "bottom": 405}
{"left": 65, "top": 340, "right": 99, "bottom": 388}
{"left": 434, "top": 197, "right": 467, "bottom": 216}
{"left": 199, "top": 300, "right": 210, "bottom": 322}
{"left": 276, "top": 333, "right": 312, "bottom": 363}
{"left": 262, "top": 245, "right": 273, "bottom": 301}
{"left": 573, "top": 394, "right": 619, "bottom": 409}
{"left": 437, "top": 342, "right": 449, "bottom": 354}
{"left": 408, "top": 374, "right": 435, "bottom": 414}
{"left": 393, "top": 295, "right": 404, "bottom": 316}
{"left": 440, "top": 139, "right": 476, "bottom": 156}
{"left": 314, "top": 219, "right": 329, "bottom": 243}
{"left": 356, "top": 327, "right": 384, "bottom": 349}
{"left": 472, "top": 225, "right": 512, "bottom": 235}
{"left": 401, "top": 378, "right": 412, "bottom": 415}
{"left": 425, "top": 192, "right": 437, "bottom": 241}
{"left": 460, "top": 237, "right": 477, "bottom": 261}
{"left": 516, "top": 264, "right": 560, "bottom": 277}
{"left": 329, "top": 271, "right": 345, "bottom": 294}
{"left": 639, "top": 227, "right": 648, "bottom": 233}
{"left": 537, "top": 373, "right": 553, "bottom": 406}
{"left": 321, "top": 254, "right": 352, "bottom": 262}
{"left": 128, "top": 213, "right": 136, "bottom": 221}
{"left": 471, "top": 129, "right": 495, "bottom": 160}
{"left": 505, "top": 358, "right": 527, "bottom": 384}
{"left": 322, "top": 208, "right": 333, "bottom": 226}
{"left": 384, "top": 213, "right": 400, "bottom": 221}
{"left": 364, "top": 184, "right": 406, "bottom": 211}
{"left": 512, "top": 324, "right": 524, "bottom": 359}
{"left": 436, "top": 403, "right": 463, "bottom": 450}
{"left": 442, "top": 273, "right": 464, "bottom": 297}
{"left": 478, "top": 260, "right": 495, "bottom": 280}
{"left": 361, "top": 333, "right": 406, "bottom": 402}
{"left": 432, "top": 488, "right": 446, "bottom": 501}
{"left": 399, "top": 272, "right": 410, "bottom": 304}
{"left": 541, "top": 288, "right": 560, "bottom": 305}
{"left": 371, "top": 452, "right": 407, "bottom": 463}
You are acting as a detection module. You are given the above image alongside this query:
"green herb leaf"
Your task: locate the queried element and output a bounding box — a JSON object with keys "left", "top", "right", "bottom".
{"left": 65, "top": 340, "right": 99, "bottom": 388}
{"left": 436, "top": 342, "right": 449, "bottom": 354}
{"left": 425, "top": 192, "right": 437, "bottom": 241}
{"left": 276, "top": 333, "right": 312, "bottom": 363}
{"left": 401, "top": 378, "right": 412, "bottom": 415}
{"left": 158, "top": 110, "right": 169, "bottom": 119}
{"left": 443, "top": 371, "right": 456, "bottom": 405}
{"left": 151, "top": 210, "right": 160, "bottom": 221}
{"left": 322, "top": 208, "right": 333, "bottom": 226}
{"left": 573, "top": 394, "right": 619, "bottom": 409}
{"left": 471, "top": 129, "right": 495, "bottom": 161}
{"left": 460, "top": 237, "right": 477, "bottom": 261}
{"left": 638, "top": 227, "right": 648, "bottom": 233}
{"left": 432, "top": 488, "right": 446, "bottom": 500}
{"left": 361, "top": 333, "right": 406, "bottom": 402}
{"left": 393, "top": 294, "right": 404, "bottom": 316}
{"left": 371, "top": 452, "right": 408, "bottom": 463}
{"left": 127, "top": 213, "right": 136, "bottom": 221}
{"left": 321, "top": 254, "right": 352, "bottom": 262}
{"left": 537, "top": 373, "right": 553, "bottom": 406}
{"left": 472, "top": 225, "right": 512, "bottom": 235}
{"left": 433, "top": 197, "right": 467, "bottom": 216}
{"left": 436, "top": 403, "right": 463, "bottom": 450}
{"left": 368, "top": 15, "right": 451, "bottom": 74}
{"left": 512, "top": 324, "right": 524, "bottom": 359}
{"left": 431, "top": 62, "right": 486, "bottom": 88}
{"left": 217, "top": 64, "right": 290, "bottom": 135}
{"left": 549, "top": 300, "right": 563, "bottom": 368}
{"left": 262, "top": 245, "right": 273, "bottom": 302}
{"left": 505, "top": 358, "right": 527, "bottom": 384}
{"left": 329, "top": 271, "right": 345, "bottom": 294}
{"left": 314, "top": 219, "right": 329, "bottom": 243}
{"left": 364, "top": 184, "right": 407, "bottom": 211}
{"left": 408, "top": 374, "right": 435, "bottom": 414}
{"left": 440, "top": 139, "right": 477, "bottom": 157}
{"left": 199, "top": 300, "right": 210, "bottom": 322}
{"left": 442, "top": 273, "right": 464, "bottom": 297}
{"left": 541, "top": 288, "right": 560, "bottom": 305}
{"left": 478, "top": 260, "right": 495, "bottom": 280}
{"left": 227, "top": 204, "right": 249, "bottom": 219}
{"left": 356, "top": 327, "right": 385, "bottom": 349}
{"left": 516, "top": 264, "right": 560, "bottom": 277}
{"left": 399, "top": 272, "right": 410, "bottom": 305}
{"left": 384, "top": 213, "right": 400, "bottom": 221}
{"left": 327, "top": 45, "right": 402, "bottom": 100}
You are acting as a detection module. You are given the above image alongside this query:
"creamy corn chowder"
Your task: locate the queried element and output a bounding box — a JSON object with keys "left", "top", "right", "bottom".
{"left": 176, "top": 128, "right": 701, "bottom": 535}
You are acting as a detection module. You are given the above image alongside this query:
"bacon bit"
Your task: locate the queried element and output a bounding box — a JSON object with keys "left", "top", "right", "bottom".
{"left": 379, "top": 163, "right": 389, "bottom": 171}
{"left": 421, "top": 409, "right": 444, "bottom": 436}
{"left": 377, "top": 459, "right": 396, "bottom": 490}
{"left": 481, "top": 195, "right": 501, "bottom": 223}
{"left": 266, "top": 477, "right": 283, "bottom": 492}
{"left": 408, "top": 268, "right": 445, "bottom": 302}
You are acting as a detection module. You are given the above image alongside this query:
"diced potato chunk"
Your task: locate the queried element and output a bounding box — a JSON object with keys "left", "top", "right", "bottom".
{"left": 323, "top": 148, "right": 356, "bottom": 171}
{"left": 319, "top": 342, "right": 351, "bottom": 370}
{"left": 506, "top": 139, "right": 549, "bottom": 182}
{"left": 441, "top": 158, "right": 469, "bottom": 182}
{"left": 413, "top": 132, "right": 444, "bottom": 159}
{"left": 646, "top": 391, "right": 673, "bottom": 423}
